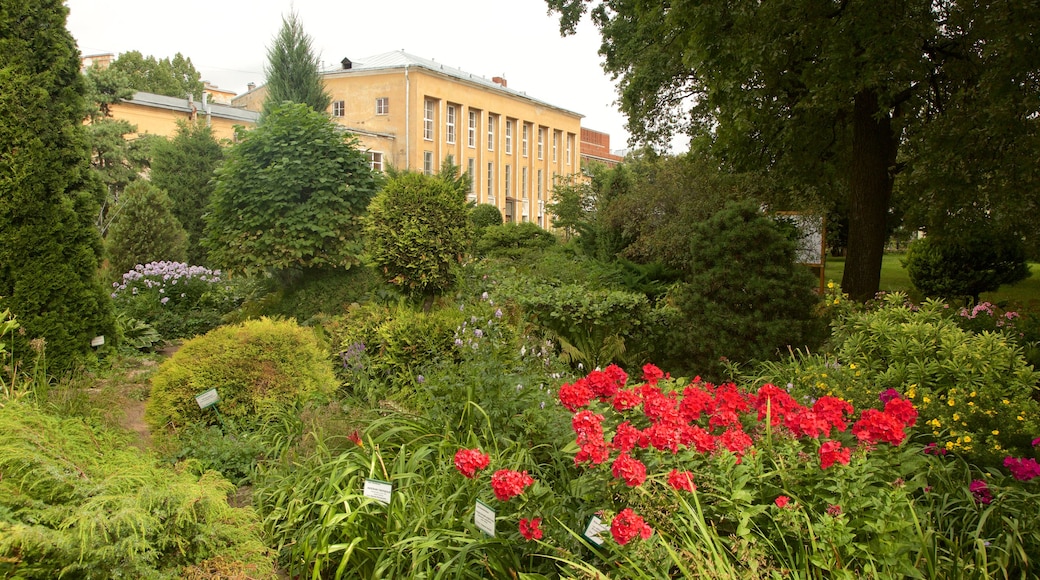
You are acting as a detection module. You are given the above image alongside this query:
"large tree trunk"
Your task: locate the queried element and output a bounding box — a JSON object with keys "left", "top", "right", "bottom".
{"left": 842, "top": 90, "right": 898, "bottom": 302}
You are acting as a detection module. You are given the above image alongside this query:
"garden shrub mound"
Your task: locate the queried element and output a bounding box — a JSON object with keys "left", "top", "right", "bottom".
{"left": 0, "top": 399, "right": 272, "bottom": 579}
{"left": 146, "top": 317, "right": 336, "bottom": 435}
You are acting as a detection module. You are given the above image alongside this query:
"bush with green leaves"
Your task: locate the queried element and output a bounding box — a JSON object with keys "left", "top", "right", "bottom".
{"left": 105, "top": 179, "right": 189, "bottom": 278}
{"left": 670, "top": 201, "right": 825, "bottom": 378}
{"left": 110, "top": 261, "right": 240, "bottom": 341}
{"left": 0, "top": 399, "right": 272, "bottom": 578}
{"left": 146, "top": 317, "right": 336, "bottom": 438}
{"left": 364, "top": 171, "right": 472, "bottom": 306}
{"left": 205, "top": 102, "right": 377, "bottom": 277}
{"left": 476, "top": 222, "right": 557, "bottom": 257}
{"left": 470, "top": 202, "right": 504, "bottom": 230}
{"left": 904, "top": 228, "right": 1031, "bottom": 304}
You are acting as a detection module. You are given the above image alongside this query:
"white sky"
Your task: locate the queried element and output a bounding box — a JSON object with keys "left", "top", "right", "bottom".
{"left": 64, "top": 0, "right": 634, "bottom": 152}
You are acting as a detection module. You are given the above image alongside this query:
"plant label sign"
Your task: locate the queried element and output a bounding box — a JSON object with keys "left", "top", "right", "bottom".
{"left": 195, "top": 388, "right": 219, "bottom": 410}
{"left": 474, "top": 499, "right": 496, "bottom": 537}
{"left": 582, "top": 515, "right": 609, "bottom": 546}
{"left": 363, "top": 479, "right": 392, "bottom": 505}
{"left": 90, "top": 335, "right": 105, "bottom": 347}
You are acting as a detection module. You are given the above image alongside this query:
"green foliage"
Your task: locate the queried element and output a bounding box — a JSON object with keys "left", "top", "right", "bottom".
{"left": 145, "top": 317, "right": 336, "bottom": 436}
{"left": 0, "top": 399, "right": 273, "bottom": 578}
{"left": 113, "top": 313, "right": 161, "bottom": 352}
{"left": 470, "top": 202, "right": 504, "bottom": 230}
{"left": 0, "top": 0, "right": 117, "bottom": 372}
{"left": 261, "top": 10, "right": 332, "bottom": 116}
{"left": 205, "top": 102, "right": 377, "bottom": 276}
{"left": 904, "top": 228, "right": 1031, "bottom": 304}
{"left": 108, "top": 50, "right": 204, "bottom": 99}
{"left": 150, "top": 121, "right": 225, "bottom": 265}
{"left": 255, "top": 265, "right": 386, "bottom": 323}
{"left": 476, "top": 222, "right": 557, "bottom": 257}
{"left": 364, "top": 171, "right": 472, "bottom": 303}
{"left": 105, "top": 180, "right": 188, "bottom": 278}
{"left": 670, "top": 202, "right": 825, "bottom": 378}
{"left": 169, "top": 420, "right": 267, "bottom": 486}
{"left": 546, "top": 175, "right": 596, "bottom": 240}
{"left": 111, "top": 261, "right": 241, "bottom": 341}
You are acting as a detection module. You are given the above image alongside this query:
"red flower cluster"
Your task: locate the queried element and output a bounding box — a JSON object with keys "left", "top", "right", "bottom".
{"left": 774, "top": 495, "right": 791, "bottom": 508}
{"left": 610, "top": 508, "right": 653, "bottom": 545}
{"left": 611, "top": 452, "right": 647, "bottom": 487}
{"left": 969, "top": 479, "right": 992, "bottom": 504}
{"left": 490, "top": 469, "right": 534, "bottom": 501}
{"left": 454, "top": 448, "right": 490, "bottom": 479}
{"left": 574, "top": 410, "right": 610, "bottom": 466}
{"left": 1004, "top": 456, "right": 1040, "bottom": 481}
{"left": 519, "top": 517, "right": 543, "bottom": 540}
{"left": 667, "top": 469, "right": 696, "bottom": 492}
{"left": 559, "top": 364, "right": 629, "bottom": 411}
{"left": 818, "top": 440, "right": 852, "bottom": 470}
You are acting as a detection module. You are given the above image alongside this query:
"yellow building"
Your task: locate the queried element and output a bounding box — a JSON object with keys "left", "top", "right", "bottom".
{"left": 104, "top": 91, "right": 258, "bottom": 142}
{"left": 234, "top": 50, "right": 584, "bottom": 226}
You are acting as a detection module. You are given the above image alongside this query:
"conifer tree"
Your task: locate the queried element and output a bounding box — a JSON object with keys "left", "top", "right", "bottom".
{"left": 261, "top": 10, "right": 332, "bottom": 117}
{"left": 106, "top": 181, "right": 189, "bottom": 278}
{"left": 0, "top": 0, "right": 116, "bottom": 369}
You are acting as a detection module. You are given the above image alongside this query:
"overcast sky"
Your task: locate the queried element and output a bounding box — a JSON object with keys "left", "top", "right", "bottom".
{"left": 65, "top": 0, "right": 636, "bottom": 152}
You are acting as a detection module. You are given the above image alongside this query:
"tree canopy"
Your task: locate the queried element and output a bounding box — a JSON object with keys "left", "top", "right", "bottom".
{"left": 108, "top": 50, "right": 204, "bottom": 100}
{"left": 205, "top": 102, "right": 377, "bottom": 277}
{"left": 547, "top": 0, "right": 1040, "bottom": 300}
{"left": 262, "top": 11, "right": 331, "bottom": 117}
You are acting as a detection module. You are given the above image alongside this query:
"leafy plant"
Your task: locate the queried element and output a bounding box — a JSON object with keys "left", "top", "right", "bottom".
{"left": 470, "top": 202, "right": 504, "bottom": 230}
{"left": 476, "top": 222, "right": 557, "bottom": 258}
{"left": 904, "top": 228, "right": 1031, "bottom": 304}
{"left": 105, "top": 179, "right": 189, "bottom": 278}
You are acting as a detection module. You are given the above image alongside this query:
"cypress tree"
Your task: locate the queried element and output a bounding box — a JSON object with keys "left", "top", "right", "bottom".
{"left": 0, "top": 0, "right": 116, "bottom": 370}
{"left": 261, "top": 10, "right": 332, "bottom": 117}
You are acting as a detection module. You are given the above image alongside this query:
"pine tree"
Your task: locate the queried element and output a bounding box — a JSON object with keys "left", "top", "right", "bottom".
{"left": 0, "top": 0, "right": 116, "bottom": 369}
{"left": 261, "top": 10, "right": 332, "bottom": 117}
{"left": 106, "top": 181, "right": 189, "bottom": 278}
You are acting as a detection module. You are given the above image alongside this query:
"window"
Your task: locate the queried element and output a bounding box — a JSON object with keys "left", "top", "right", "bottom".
{"left": 487, "top": 114, "right": 495, "bottom": 151}
{"left": 537, "top": 128, "right": 544, "bottom": 160}
{"left": 468, "top": 110, "right": 477, "bottom": 148}
{"left": 424, "top": 151, "right": 433, "bottom": 175}
{"left": 423, "top": 99, "right": 434, "bottom": 141}
{"left": 368, "top": 151, "right": 383, "bottom": 172}
{"left": 505, "top": 120, "right": 513, "bottom": 154}
{"left": 446, "top": 105, "right": 456, "bottom": 144}
{"left": 376, "top": 97, "right": 389, "bottom": 115}
{"left": 522, "top": 124, "right": 529, "bottom": 157}
{"left": 567, "top": 134, "right": 573, "bottom": 165}
{"left": 332, "top": 100, "right": 345, "bottom": 117}
{"left": 486, "top": 162, "right": 495, "bottom": 203}
{"left": 504, "top": 165, "right": 512, "bottom": 198}
{"left": 467, "top": 158, "right": 476, "bottom": 199}
{"left": 553, "top": 131, "right": 558, "bottom": 162}
{"left": 537, "top": 169, "right": 543, "bottom": 200}
{"left": 521, "top": 167, "right": 528, "bottom": 199}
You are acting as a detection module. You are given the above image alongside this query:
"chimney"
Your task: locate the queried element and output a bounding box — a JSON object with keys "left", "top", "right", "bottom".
{"left": 492, "top": 76, "right": 507, "bottom": 88}
{"left": 247, "top": 82, "right": 256, "bottom": 91}
{"left": 341, "top": 57, "right": 353, "bottom": 70}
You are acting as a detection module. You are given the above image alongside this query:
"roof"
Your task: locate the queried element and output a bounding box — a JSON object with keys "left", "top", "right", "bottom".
{"left": 126, "top": 91, "right": 260, "bottom": 124}
{"left": 324, "top": 50, "right": 583, "bottom": 119}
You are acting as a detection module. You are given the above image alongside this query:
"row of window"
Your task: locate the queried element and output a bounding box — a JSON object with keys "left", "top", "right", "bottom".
{"left": 332, "top": 97, "right": 389, "bottom": 118}
{"left": 424, "top": 100, "right": 575, "bottom": 165}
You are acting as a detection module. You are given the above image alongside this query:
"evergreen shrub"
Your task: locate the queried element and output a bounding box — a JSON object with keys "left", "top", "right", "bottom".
{"left": 105, "top": 180, "right": 188, "bottom": 278}
{"left": 476, "top": 222, "right": 557, "bottom": 257}
{"left": 471, "top": 203, "right": 504, "bottom": 230}
{"left": 146, "top": 317, "right": 336, "bottom": 436}
{"left": 904, "top": 228, "right": 1030, "bottom": 303}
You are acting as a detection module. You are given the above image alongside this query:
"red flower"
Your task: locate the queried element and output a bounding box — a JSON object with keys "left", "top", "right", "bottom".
{"left": 611, "top": 452, "right": 647, "bottom": 487}
{"left": 709, "top": 383, "right": 749, "bottom": 430}
{"left": 572, "top": 410, "right": 605, "bottom": 445}
{"left": 641, "top": 386, "right": 679, "bottom": 423}
{"left": 667, "top": 469, "right": 696, "bottom": 492}
{"left": 679, "top": 383, "right": 715, "bottom": 422}
{"left": 774, "top": 495, "right": 791, "bottom": 508}
{"left": 603, "top": 363, "right": 629, "bottom": 389}
{"left": 612, "top": 388, "right": 642, "bottom": 412}
{"left": 851, "top": 408, "right": 908, "bottom": 445}
{"left": 752, "top": 384, "right": 802, "bottom": 423}
{"left": 646, "top": 420, "right": 684, "bottom": 453}
{"left": 347, "top": 429, "right": 363, "bottom": 447}
{"left": 813, "top": 396, "right": 854, "bottom": 434}
{"left": 558, "top": 378, "right": 594, "bottom": 412}
{"left": 610, "top": 508, "right": 653, "bottom": 545}
{"left": 575, "top": 439, "right": 610, "bottom": 466}
{"left": 683, "top": 425, "right": 717, "bottom": 453}
{"left": 642, "top": 363, "right": 665, "bottom": 386}
{"left": 818, "top": 440, "right": 852, "bottom": 470}
{"left": 519, "top": 517, "right": 543, "bottom": 541}
{"left": 454, "top": 448, "right": 490, "bottom": 479}
{"left": 586, "top": 369, "right": 620, "bottom": 401}
{"left": 970, "top": 479, "right": 993, "bottom": 504}
{"left": 826, "top": 504, "right": 843, "bottom": 517}
{"left": 883, "top": 397, "right": 918, "bottom": 427}
{"left": 490, "top": 469, "right": 535, "bottom": 501}
{"left": 718, "top": 426, "right": 754, "bottom": 457}
{"left": 611, "top": 421, "right": 643, "bottom": 453}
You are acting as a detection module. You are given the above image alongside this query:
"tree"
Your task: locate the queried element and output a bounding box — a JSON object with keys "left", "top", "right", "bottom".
{"left": 108, "top": 50, "right": 203, "bottom": 99}
{"left": 150, "top": 121, "right": 224, "bottom": 265}
{"left": 105, "top": 180, "right": 188, "bottom": 278}
{"left": 364, "top": 164, "right": 473, "bottom": 310}
{"left": 0, "top": 0, "right": 116, "bottom": 369}
{"left": 547, "top": 0, "right": 1040, "bottom": 301}
{"left": 262, "top": 11, "right": 331, "bottom": 117}
{"left": 205, "top": 102, "right": 377, "bottom": 278}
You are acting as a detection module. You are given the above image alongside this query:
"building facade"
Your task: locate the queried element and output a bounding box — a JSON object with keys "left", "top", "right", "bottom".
{"left": 234, "top": 50, "right": 585, "bottom": 226}
{"left": 106, "top": 91, "right": 258, "bottom": 141}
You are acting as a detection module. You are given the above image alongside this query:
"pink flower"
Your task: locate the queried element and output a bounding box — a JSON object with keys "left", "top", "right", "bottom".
{"left": 454, "top": 448, "right": 490, "bottom": 479}
{"left": 519, "top": 517, "right": 543, "bottom": 541}
{"left": 610, "top": 508, "right": 653, "bottom": 545}
{"left": 774, "top": 495, "right": 791, "bottom": 508}
{"left": 490, "top": 469, "right": 534, "bottom": 501}
{"left": 1004, "top": 457, "right": 1040, "bottom": 481}
{"left": 826, "top": 504, "right": 843, "bottom": 517}
{"left": 667, "top": 469, "right": 696, "bottom": 492}
{"left": 969, "top": 479, "right": 993, "bottom": 504}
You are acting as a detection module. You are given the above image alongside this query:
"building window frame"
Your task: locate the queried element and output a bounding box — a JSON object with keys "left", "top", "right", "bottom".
{"left": 423, "top": 99, "right": 434, "bottom": 141}
{"left": 467, "top": 158, "right": 476, "bottom": 200}
{"left": 468, "top": 110, "right": 477, "bottom": 148}
{"left": 487, "top": 114, "right": 495, "bottom": 151}
{"left": 424, "top": 151, "right": 434, "bottom": 175}
{"left": 553, "top": 131, "right": 558, "bottom": 163}
{"left": 537, "top": 128, "right": 544, "bottom": 160}
{"left": 505, "top": 120, "right": 513, "bottom": 154}
{"left": 486, "top": 161, "right": 495, "bottom": 204}
{"left": 368, "top": 151, "right": 384, "bottom": 172}
{"left": 521, "top": 167, "right": 528, "bottom": 200}
{"left": 505, "top": 164, "right": 512, "bottom": 198}
{"left": 537, "top": 169, "right": 543, "bottom": 200}
{"left": 566, "top": 134, "right": 573, "bottom": 165}
{"left": 376, "top": 97, "right": 389, "bottom": 115}
{"left": 332, "top": 100, "right": 345, "bottom": 117}
{"left": 522, "top": 124, "right": 529, "bottom": 157}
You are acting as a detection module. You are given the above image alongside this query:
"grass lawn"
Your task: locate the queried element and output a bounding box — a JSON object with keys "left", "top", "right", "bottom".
{"left": 823, "top": 253, "right": 1040, "bottom": 311}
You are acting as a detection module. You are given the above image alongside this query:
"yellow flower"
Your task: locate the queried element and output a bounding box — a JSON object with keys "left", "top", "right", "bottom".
{"left": 945, "top": 441, "right": 955, "bottom": 450}
{"left": 992, "top": 430, "right": 1000, "bottom": 436}
{"left": 927, "top": 418, "right": 941, "bottom": 428}
{"left": 849, "top": 363, "right": 857, "bottom": 370}
{"left": 970, "top": 391, "right": 977, "bottom": 397}
{"left": 833, "top": 298, "right": 840, "bottom": 305}
{"left": 963, "top": 436, "right": 972, "bottom": 443}
{"left": 994, "top": 444, "right": 1002, "bottom": 450}
{"left": 821, "top": 373, "right": 827, "bottom": 378}
{"left": 1018, "top": 416, "right": 1025, "bottom": 421}
{"left": 855, "top": 371, "right": 862, "bottom": 377}
{"left": 948, "top": 399, "right": 956, "bottom": 406}
{"left": 953, "top": 413, "right": 960, "bottom": 421}
{"left": 1003, "top": 399, "right": 1011, "bottom": 405}
{"left": 923, "top": 396, "right": 931, "bottom": 404}
{"left": 968, "top": 402, "right": 975, "bottom": 407}
{"left": 828, "top": 282, "right": 835, "bottom": 289}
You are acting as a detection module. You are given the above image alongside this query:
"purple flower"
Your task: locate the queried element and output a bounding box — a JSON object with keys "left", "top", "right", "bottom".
{"left": 160, "top": 296, "right": 170, "bottom": 305}
{"left": 1003, "top": 457, "right": 1040, "bottom": 481}
{"left": 879, "top": 388, "right": 901, "bottom": 404}
{"left": 454, "top": 338, "right": 464, "bottom": 347}
{"left": 495, "top": 308, "right": 503, "bottom": 318}
{"left": 417, "top": 375, "right": 425, "bottom": 384}
{"left": 474, "top": 329, "right": 483, "bottom": 338}
{"left": 969, "top": 479, "right": 993, "bottom": 504}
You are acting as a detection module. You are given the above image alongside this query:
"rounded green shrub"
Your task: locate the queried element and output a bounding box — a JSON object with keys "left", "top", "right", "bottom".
{"left": 476, "top": 222, "right": 557, "bottom": 257}
{"left": 470, "top": 203, "right": 504, "bottom": 230}
{"left": 105, "top": 180, "right": 188, "bottom": 280}
{"left": 904, "top": 228, "right": 1030, "bottom": 303}
{"left": 146, "top": 317, "right": 336, "bottom": 435}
